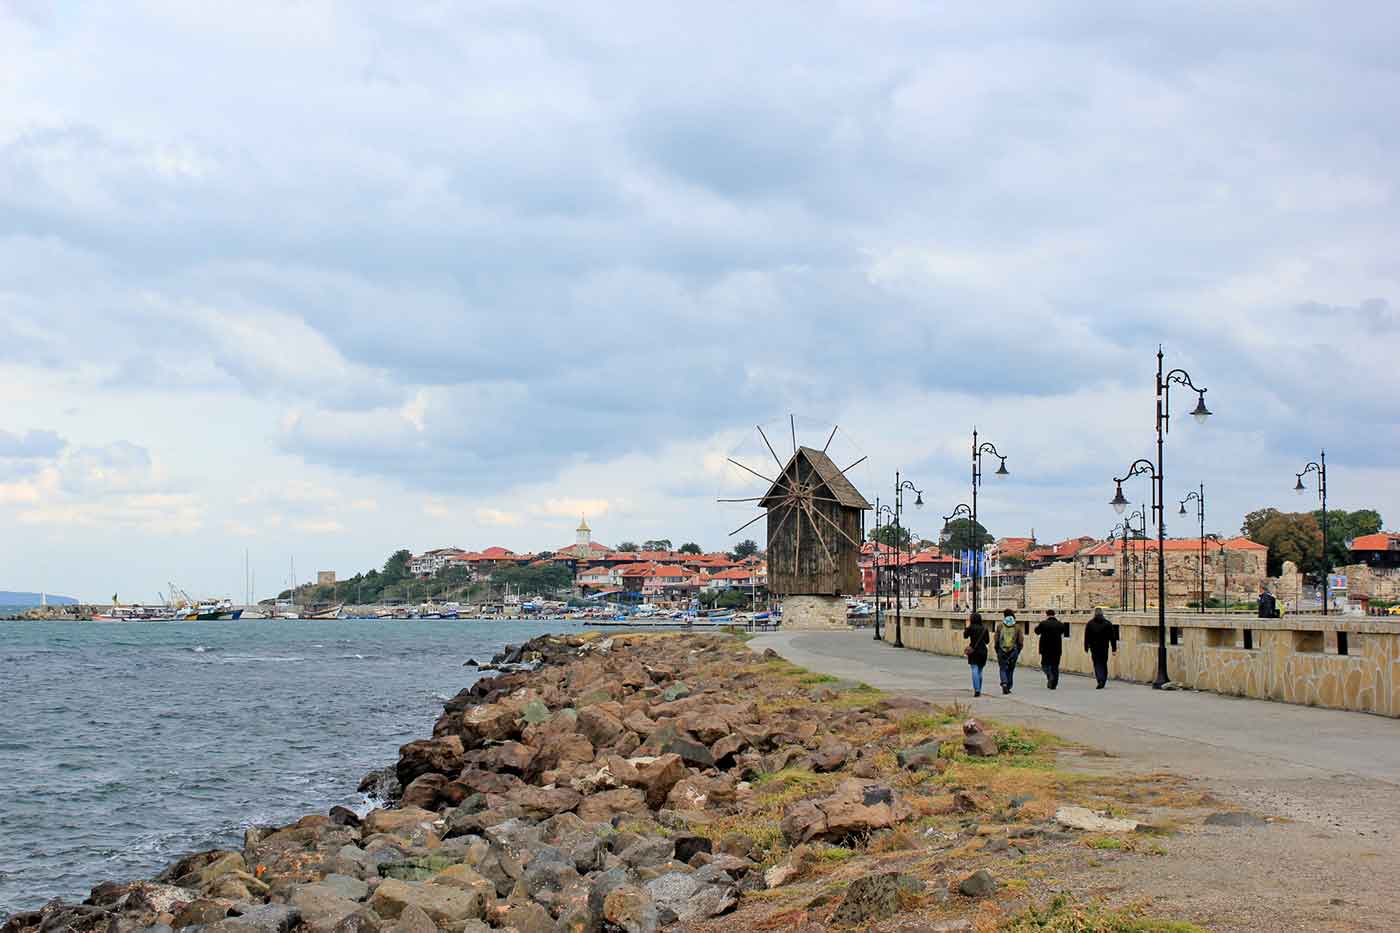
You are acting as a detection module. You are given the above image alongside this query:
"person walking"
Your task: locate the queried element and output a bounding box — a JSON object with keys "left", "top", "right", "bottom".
{"left": 1257, "top": 585, "right": 1278, "bottom": 619}
{"left": 1084, "top": 608, "right": 1118, "bottom": 688}
{"left": 963, "top": 611, "right": 989, "bottom": 697}
{"left": 1035, "top": 608, "right": 1069, "bottom": 689}
{"left": 994, "top": 609, "right": 1024, "bottom": 695}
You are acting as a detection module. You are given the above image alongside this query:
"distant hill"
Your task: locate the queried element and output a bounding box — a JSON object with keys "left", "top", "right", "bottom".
{"left": 0, "top": 591, "right": 78, "bottom": 606}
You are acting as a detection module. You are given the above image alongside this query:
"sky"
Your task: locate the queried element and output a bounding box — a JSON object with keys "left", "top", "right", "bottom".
{"left": 2, "top": 1, "right": 1398, "bottom": 602}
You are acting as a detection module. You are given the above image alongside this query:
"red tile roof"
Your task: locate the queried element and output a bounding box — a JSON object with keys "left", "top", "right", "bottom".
{"left": 1351, "top": 533, "right": 1400, "bottom": 551}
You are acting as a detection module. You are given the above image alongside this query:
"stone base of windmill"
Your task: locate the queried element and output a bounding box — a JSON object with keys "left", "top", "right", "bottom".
{"left": 780, "top": 595, "right": 848, "bottom": 631}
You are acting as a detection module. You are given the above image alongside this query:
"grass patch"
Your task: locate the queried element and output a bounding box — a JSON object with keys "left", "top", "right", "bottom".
{"left": 997, "top": 727, "right": 1042, "bottom": 756}
{"left": 897, "top": 712, "right": 954, "bottom": 733}
{"left": 797, "top": 672, "right": 840, "bottom": 685}
{"left": 1006, "top": 894, "right": 1206, "bottom": 932}
{"left": 816, "top": 845, "right": 857, "bottom": 862}
{"left": 1085, "top": 835, "right": 1128, "bottom": 851}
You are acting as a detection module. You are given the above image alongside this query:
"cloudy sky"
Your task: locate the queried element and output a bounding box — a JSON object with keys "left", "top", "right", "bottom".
{"left": 2, "top": 1, "right": 1398, "bottom": 602}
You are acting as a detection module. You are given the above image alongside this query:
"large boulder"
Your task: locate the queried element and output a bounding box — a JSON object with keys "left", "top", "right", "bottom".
{"left": 577, "top": 706, "right": 627, "bottom": 748}
{"left": 458, "top": 703, "right": 521, "bottom": 747}
{"left": 631, "top": 754, "right": 689, "bottom": 810}
{"left": 505, "top": 785, "right": 583, "bottom": 821}
{"left": 576, "top": 788, "right": 647, "bottom": 824}
{"left": 362, "top": 808, "right": 438, "bottom": 839}
{"left": 290, "top": 883, "right": 363, "bottom": 931}
{"left": 829, "top": 872, "right": 923, "bottom": 926}
{"left": 602, "top": 884, "right": 659, "bottom": 933}
{"left": 400, "top": 774, "right": 449, "bottom": 811}
{"left": 396, "top": 737, "right": 465, "bottom": 787}
{"left": 780, "top": 781, "right": 912, "bottom": 845}
{"left": 368, "top": 879, "right": 487, "bottom": 925}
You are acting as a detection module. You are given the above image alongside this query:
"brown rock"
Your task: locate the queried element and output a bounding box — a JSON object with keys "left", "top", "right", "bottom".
{"left": 363, "top": 808, "right": 438, "bottom": 838}
{"left": 631, "top": 754, "right": 689, "bottom": 810}
{"left": 401, "top": 774, "right": 449, "bottom": 811}
{"left": 780, "top": 780, "right": 912, "bottom": 844}
{"left": 962, "top": 719, "right": 998, "bottom": 758}
{"left": 480, "top": 741, "right": 536, "bottom": 775}
{"left": 505, "top": 785, "right": 583, "bottom": 820}
{"left": 459, "top": 703, "right": 520, "bottom": 746}
{"left": 396, "top": 737, "right": 465, "bottom": 787}
{"left": 709, "top": 733, "right": 747, "bottom": 764}
{"left": 452, "top": 769, "right": 521, "bottom": 797}
{"left": 810, "top": 740, "right": 850, "bottom": 773}
{"left": 578, "top": 707, "right": 627, "bottom": 748}
{"left": 576, "top": 788, "right": 647, "bottom": 824}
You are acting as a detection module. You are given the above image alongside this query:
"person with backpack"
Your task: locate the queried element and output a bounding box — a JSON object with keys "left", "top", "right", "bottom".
{"left": 1257, "top": 585, "right": 1278, "bottom": 619}
{"left": 1084, "top": 608, "right": 1119, "bottom": 689}
{"left": 1035, "top": 608, "right": 1069, "bottom": 689}
{"left": 963, "top": 611, "right": 989, "bottom": 697}
{"left": 994, "top": 609, "right": 1024, "bottom": 694}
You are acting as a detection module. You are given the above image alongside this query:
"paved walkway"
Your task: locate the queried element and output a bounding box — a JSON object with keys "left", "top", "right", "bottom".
{"left": 752, "top": 631, "right": 1400, "bottom": 786}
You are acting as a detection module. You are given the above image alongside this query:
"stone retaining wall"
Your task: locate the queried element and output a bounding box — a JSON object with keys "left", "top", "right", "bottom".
{"left": 882, "top": 608, "right": 1400, "bottom": 717}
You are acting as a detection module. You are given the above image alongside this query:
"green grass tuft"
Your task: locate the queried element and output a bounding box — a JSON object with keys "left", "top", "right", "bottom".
{"left": 1006, "top": 894, "right": 1207, "bottom": 932}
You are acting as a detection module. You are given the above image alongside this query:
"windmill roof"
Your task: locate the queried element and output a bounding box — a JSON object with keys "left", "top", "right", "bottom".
{"left": 759, "top": 446, "right": 872, "bottom": 510}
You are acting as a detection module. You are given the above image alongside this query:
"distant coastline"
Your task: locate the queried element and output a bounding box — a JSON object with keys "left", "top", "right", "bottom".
{"left": 0, "top": 592, "right": 77, "bottom": 607}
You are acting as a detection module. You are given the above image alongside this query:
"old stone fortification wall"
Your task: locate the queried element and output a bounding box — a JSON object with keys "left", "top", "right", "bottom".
{"left": 883, "top": 608, "right": 1400, "bottom": 717}
{"left": 1336, "top": 564, "right": 1400, "bottom": 602}
{"left": 1018, "top": 551, "right": 1282, "bottom": 611}
{"left": 781, "top": 594, "right": 848, "bottom": 630}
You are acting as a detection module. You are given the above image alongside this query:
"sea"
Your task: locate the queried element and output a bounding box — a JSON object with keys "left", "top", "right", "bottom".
{"left": 0, "top": 618, "right": 576, "bottom": 918}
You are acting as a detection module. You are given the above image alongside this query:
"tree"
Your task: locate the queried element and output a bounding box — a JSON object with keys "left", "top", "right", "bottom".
{"left": 616, "top": 541, "right": 639, "bottom": 553}
{"left": 1313, "top": 508, "right": 1384, "bottom": 570}
{"left": 1241, "top": 508, "right": 1281, "bottom": 540}
{"left": 868, "top": 524, "right": 913, "bottom": 548}
{"left": 732, "top": 539, "right": 760, "bottom": 560}
{"left": 1253, "top": 512, "right": 1323, "bottom": 577}
{"left": 492, "top": 564, "right": 574, "bottom": 596}
{"left": 642, "top": 539, "right": 673, "bottom": 552}
{"left": 383, "top": 549, "right": 413, "bottom": 580}
{"left": 678, "top": 542, "right": 703, "bottom": 555}
{"left": 939, "top": 518, "right": 992, "bottom": 556}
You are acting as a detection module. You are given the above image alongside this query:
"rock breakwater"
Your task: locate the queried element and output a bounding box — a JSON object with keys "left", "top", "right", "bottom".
{"left": 0, "top": 632, "right": 1028, "bottom": 933}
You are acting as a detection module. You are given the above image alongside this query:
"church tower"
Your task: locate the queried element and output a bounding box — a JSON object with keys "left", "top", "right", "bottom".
{"left": 576, "top": 516, "right": 592, "bottom": 552}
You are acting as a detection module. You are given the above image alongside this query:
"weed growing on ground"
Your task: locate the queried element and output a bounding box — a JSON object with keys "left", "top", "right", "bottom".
{"left": 797, "top": 672, "right": 840, "bottom": 685}
{"left": 1005, "top": 894, "right": 1206, "bottom": 932}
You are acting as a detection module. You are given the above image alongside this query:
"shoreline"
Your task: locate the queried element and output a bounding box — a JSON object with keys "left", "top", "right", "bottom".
{"left": 3, "top": 630, "right": 1227, "bottom": 933}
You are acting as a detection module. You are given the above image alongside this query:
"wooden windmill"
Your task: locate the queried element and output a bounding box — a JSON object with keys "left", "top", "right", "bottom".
{"left": 722, "top": 421, "right": 872, "bottom": 597}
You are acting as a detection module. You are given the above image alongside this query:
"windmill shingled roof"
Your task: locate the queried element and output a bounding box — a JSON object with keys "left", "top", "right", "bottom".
{"left": 758, "top": 446, "right": 872, "bottom": 510}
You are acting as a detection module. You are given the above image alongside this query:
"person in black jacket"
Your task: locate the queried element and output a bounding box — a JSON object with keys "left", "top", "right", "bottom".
{"left": 1257, "top": 586, "right": 1278, "bottom": 619}
{"left": 962, "top": 612, "right": 989, "bottom": 697}
{"left": 1084, "top": 608, "right": 1118, "bottom": 688}
{"left": 1035, "top": 608, "right": 1069, "bottom": 689}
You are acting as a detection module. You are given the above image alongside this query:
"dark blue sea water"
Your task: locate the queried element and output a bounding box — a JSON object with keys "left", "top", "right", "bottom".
{"left": 0, "top": 618, "right": 574, "bottom": 917}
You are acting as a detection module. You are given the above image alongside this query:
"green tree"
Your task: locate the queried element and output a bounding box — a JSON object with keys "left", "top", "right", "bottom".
{"left": 492, "top": 564, "right": 574, "bottom": 596}
{"left": 1253, "top": 512, "right": 1323, "bottom": 576}
{"left": 383, "top": 549, "right": 413, "bottom": 579}
{"left": 617, "top": 541, "right": 639, "bottom": 552}
{"left": 939, "top": 518, "right": 992, "bottom": 556}
{"left": 1313, "top": 508, "right": 1384, "bottom": 569}
{"left": 678, "top": 542, "right": 702, "bottom": 555}
{"left": 868, "top": 524, "right": 913, "bottom": 548}
{"left": 1241, "top": 508, "right": 1281, "bottom": 540}
{"left": 731, "top": 539, "right": 760, "bottom": 560}
{"left": 642, "top": 539, "right": 673, "bottom": 552}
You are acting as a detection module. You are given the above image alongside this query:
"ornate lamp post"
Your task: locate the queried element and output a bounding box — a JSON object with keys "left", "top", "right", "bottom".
{"left": 1295, "top": 451, "right": 1328, "bottom": 614}
{"left": 872, "top": 496, "right": 884, "bottom": 640}
{"left": 1205, "top": 533, "right": 1229, "bottom": 609}
{"left": 886, "top": 473, "right": 923, "bottom": 648}
{"left": 942, "top": 502, "right": 974, "bottom": 612}
{"left": 968, "top": 429, "right": 1009, "bottom": 614}
{"left": 1111, "top": 349, "right": 1212, "bottom": 688}
{"left": 1178, "top": 484, "right": 1206, "bottom": 612}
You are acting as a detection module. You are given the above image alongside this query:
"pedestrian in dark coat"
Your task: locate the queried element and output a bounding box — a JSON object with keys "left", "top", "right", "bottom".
{"left": 1257, "top": 586, "right": 1278, "bottom": 619}
{"left": 994, "top": 610, "right": 1025, "bottom": 694}
{"left": 963, "top": 612, "right": 989, "bottom": 697}
{"left": 1084, "top": 608, "right": 1118, "bottom": 688}
{"left": 1035, "top": 608, "right": 1069, "bottom": 689}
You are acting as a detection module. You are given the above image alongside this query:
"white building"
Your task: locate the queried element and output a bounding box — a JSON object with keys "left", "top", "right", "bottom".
{"left": 409, "top": 547, "right": 465, "bottom": 577}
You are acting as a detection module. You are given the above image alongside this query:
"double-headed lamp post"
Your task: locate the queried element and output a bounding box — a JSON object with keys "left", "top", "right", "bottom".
{"left": 875, "top": 503, "right": 899, "bottom": 643}
{"left": 1295, "top": 451, "right": 1329, "bottom": 614}
{"left": 888, "top": 473, "right": 924, "bottom": 648}
{"left": 1111, "top": 349, "right": 1212, "bottom": 689}
{"left": 1205, "top": 533, "right": 1229, "bottom": 608}
{"left": 969, "top": 429, "right": 1009, "bottom": 614}
{"left": 1178, "top": 484, "right": 1206, "bottom": 612}
{"left": 872, "top": 495, "right": 884, "bottom": 640}
{"left": 943, "top": 502, "right": 974, "bottom": 610}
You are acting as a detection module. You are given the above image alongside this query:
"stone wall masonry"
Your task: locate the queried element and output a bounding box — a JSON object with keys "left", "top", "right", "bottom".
{"left": 883, "top": 608, "right": 1400, "bottom": 717}
{"left": 781, "top": 594, "right": 848, "bottom": 630}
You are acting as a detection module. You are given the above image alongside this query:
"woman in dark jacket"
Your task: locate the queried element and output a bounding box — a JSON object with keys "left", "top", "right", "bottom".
{"left": 963, "top": 612, "right": 989, "bottom": 697}
{"left": 1084, "top": 608, "right": 1119, "bottom": 688}
{"left": 1035, "top": 609, "right": 1069, "bottom": 689}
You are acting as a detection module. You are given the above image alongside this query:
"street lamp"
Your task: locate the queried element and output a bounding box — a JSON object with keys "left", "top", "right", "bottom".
{"left": 872, "top": 496, "right": 884, "bottom": 641}
{"left": 1179, "top": 484, "right": 1206, "bottom": 613}
{"left": 943, "top": 502, "right": 974, "bottom": 611}
{"left": 1205, "top": 533, "right": 1229, "bottom": 609}
{"left": 1110, "top": 348, "right": 1212, "bottom": 689}
{"left": 969, "top": 429, "right": 1009, "bottom": 615}
{"left": 1295, "top": 451, "right": 1329, "bottom": 614}
{"left": 889, "top": 472, "right": 923, "bottom": 648}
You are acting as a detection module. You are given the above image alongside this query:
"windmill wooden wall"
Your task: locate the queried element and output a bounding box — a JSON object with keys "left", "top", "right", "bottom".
{"left": 762, "top": 447, "right": 870, "bottom": 596}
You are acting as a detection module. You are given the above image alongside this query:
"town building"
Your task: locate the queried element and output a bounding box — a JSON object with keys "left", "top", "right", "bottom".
{"left": 1350, "top": 533, "right": 1400, "bottom": 570}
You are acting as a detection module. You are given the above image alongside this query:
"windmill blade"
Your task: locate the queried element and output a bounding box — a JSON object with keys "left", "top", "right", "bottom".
{"left": 727, "top": 510, "right": 768, "bottom": 538}
{"left": 716, "top": 496, "right": 766, "bottom": 503}
{"left": 756, "top": 425, "right": 786, "bottom": 472}
{"left": 801, "top": 500, "right": 836, "bottom": 570}
{"left": 727, "top": 457, "right": 798, "bottom": 498}
{"left": 838, "top": 455, "right": 868, "bottom": 475}
{"left": 794, "top": 499, "right": 802, "bottom": 574}
{"left": 809, "top": 503, "right": 863, "bottom": 550}
{"left": 790, "top": 414, "right": 797, "bottom": 456}
{"left": 821, "top": 424, "right": 838, "bottom": 454}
